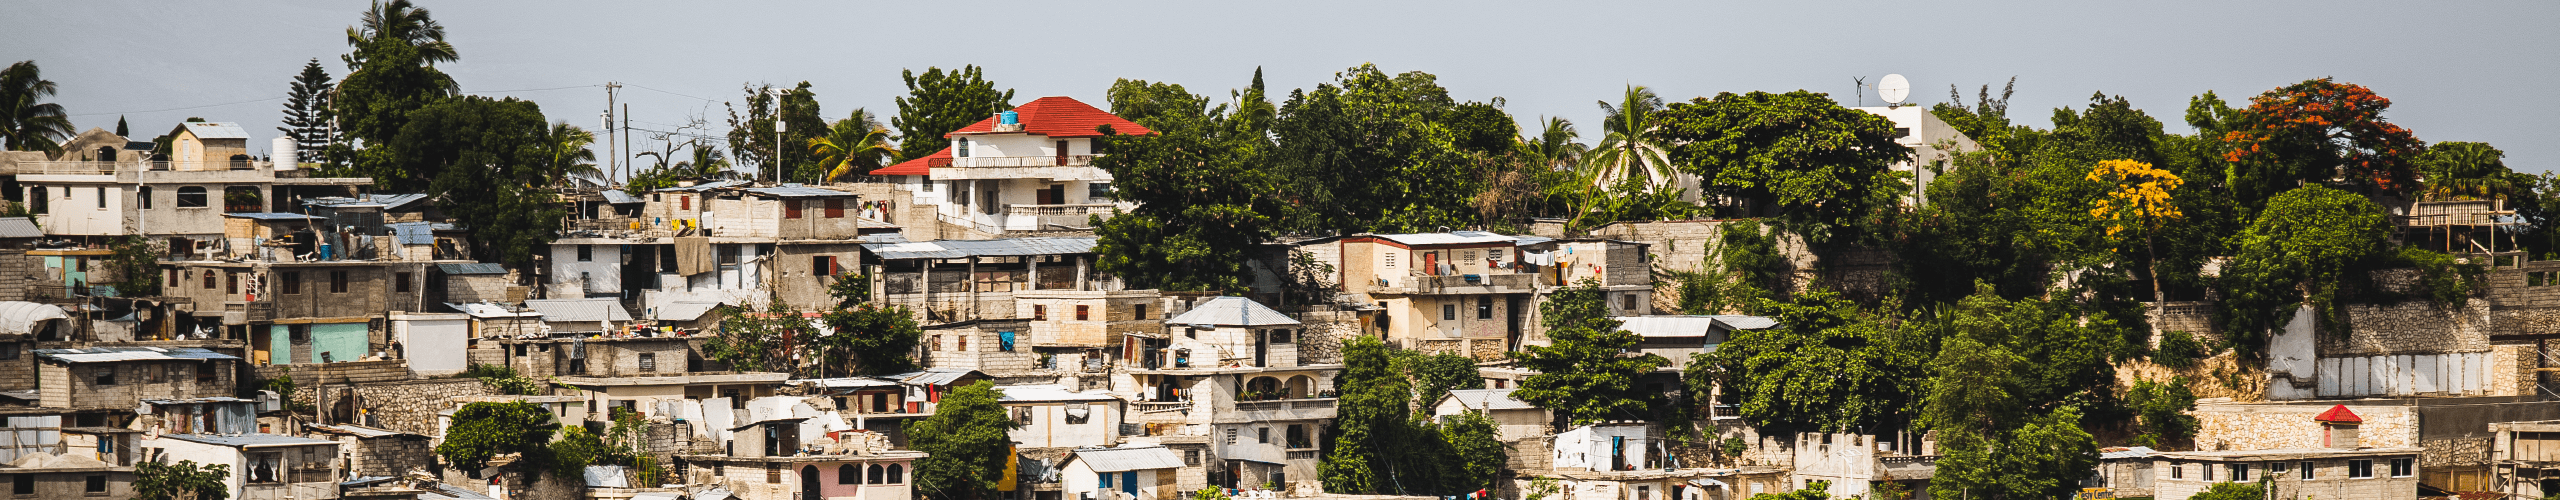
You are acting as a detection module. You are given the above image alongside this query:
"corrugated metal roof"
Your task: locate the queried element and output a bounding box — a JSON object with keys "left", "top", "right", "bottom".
{"left": 224, "top": 212, "right": 324, "bottom": 220}
{"left": 156, "top": 433, "right": 336, "bottom": 448}
{"left": 861, "top": 237, "right": 1098, "bottom": 260}
{"left": 307, "top": 423, "right": 408, "bottom": 438}
{"left": 422, "top": 483, "right": 498, "bottom": 500}
{"left": 741, "top": 186, "right": 856, "bottom": 198}
{"left": 859, "top": 233, "right": 909, "bottom": 244}
{"left": 1166, "top": 296, "right": 1299, "bottom": 327}
{"left": 0, "top": 301, "right": 68, "bottom": 335}
{"left": 1440, "top": 388, "right": 1537, "bottom": 411}
{"left": 1613, "top": 315, "right": 1776, "bottom": 338}
{"left": 886, "top": 368, "right": 981, "bottom": 387}
{"left": 305, "top": 193, "right": 431, "bottom": 210}
{"left": 181, "top": 122, "right": 251, "bottom": 140}
{"left": 651, "top": 301, "right": 724, "bottom": 322}
{"left": 390, "top": 221, "right": 437, "bottom": 245}
{"left": 0, "top": 218, "right": 40, "bottom": 238}
{"left": 445, "top": 302, "right": 540, "bottom": 319}
{"left": 1069, "top": 446, "right": 1185, "bottom": 473}
{"left": 1374, "top": 231, "right": 1517, "bottom": 246}
{"left": 524, "top": 298, "right": 634, "bottom": 323}
{"left": 654, "top": 180, "right": 746, "bottom": 192}
{"left": 584, "top": 465, "right": 630, "bottom": 487}
{"left": 35, "top": 346, "right": 239, "bottom": 364}
{"left": 796, "top": 377, "right": 902, "bottom": 391}
{"left": 1511, "top": 235, "right": 1554, "bottom": 247}
{"left": 600, "top": 191, "right": 643, "bottom": 204}
{"left": 998, "top": 385, "right": 1119, "bottom": 402}
{"left": 2100, "top": 446, "right": 2157, "bottom": 460}
{"left": 438, "top": 263, "right": 510, "bottom": 275}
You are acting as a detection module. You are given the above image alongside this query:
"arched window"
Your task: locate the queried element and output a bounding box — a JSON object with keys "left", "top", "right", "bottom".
{"left": 201, "top": 270, "right": 217, "bottom": 289}
{"left": 176, "top": 187, "right": 207, "bottom": 208}
{"left": 868, "top": 464, "right": 884, "bottom": 484}
{"left": 96, "top": 146, "right": 115, "bottom": 162}
{"left": 839, "top": 464, "right": 861, "bottom": 484}
{"left": 886, "top": 464, "right": 904, "bottom": 484}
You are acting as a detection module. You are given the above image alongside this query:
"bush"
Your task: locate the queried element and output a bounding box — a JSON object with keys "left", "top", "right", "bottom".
{"left": 2154, "top": 331, "right": 2209, "bottom": 369}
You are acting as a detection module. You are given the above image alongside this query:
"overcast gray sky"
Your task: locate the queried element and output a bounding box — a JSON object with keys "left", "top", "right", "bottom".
{"left": 9, "top": 1, "right": 2555, "bottom": 173}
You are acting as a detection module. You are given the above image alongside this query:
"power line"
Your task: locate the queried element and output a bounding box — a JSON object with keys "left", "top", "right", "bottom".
{"left": 67, "top": 84, "right": 600, "bottom": 118}
{"left": 628, "top": 83, "right": 720, "bottom": 103}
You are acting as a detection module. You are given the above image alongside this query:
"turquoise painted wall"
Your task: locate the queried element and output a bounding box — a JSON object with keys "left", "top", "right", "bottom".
{"left": 310, "top": 323, "right": 368, "bottom": 364}
{"left": 266, "top": 325, "right": 293, "bottom": 364}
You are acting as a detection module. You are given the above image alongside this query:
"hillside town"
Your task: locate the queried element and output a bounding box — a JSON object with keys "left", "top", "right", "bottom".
{"left": 5, "top": 3, "right": 2558, "bottom": 500}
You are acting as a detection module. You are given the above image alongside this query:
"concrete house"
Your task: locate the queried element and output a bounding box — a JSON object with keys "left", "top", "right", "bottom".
{"left": 304, "top": 423, "right": 431, "bottom": 478}
{"left": 33, "top": 346, "right": 239, "bottom": 410}
{"left": 1016, "top": 289, "right": 1162, "bottom": 373}
{"left": 863, "top": 236, "right": 1111, "bottom": 323}
{"left": 1334, "top": 232, "right": 1540, "bottom": 359}
{"left": 1432, "top": 388, "right": 1551, "bottom": 441}
{"left": 15, "top": 123, "right": 369, "bottom": 248}
{"left": 1850, "top": 106, "right": 1982, "bottom": 206}
{"left": 999, "top": 385, "right": 1124, "bottom": 450}
{"left": 142, "top": 433, "right": 343, "bottom": 500}
{"left": 675, "top": 429, "right": 923, "bottom": 500}
{"left": 2154, "top": 405, "right": 2419, "bottom": 500}
{"left": 1059, "top": 445, "right": 1186, "bottom": 500}
{"left": 1, "top": 451, "right": 132, "bottom": 499}
{"left": 1154, "top": 297, "right": 1305, "bottom": 370}
{"left": 1119, "top": 296, "right": 1337, "bottom": 495}
{"left": 874, "top": 96, "right": 1151, "bottom": 236}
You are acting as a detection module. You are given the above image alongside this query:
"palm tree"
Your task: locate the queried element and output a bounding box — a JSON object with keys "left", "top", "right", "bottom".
{"left": 807, "top": 108, "right": 899, "bottom": 182}
{"left": 1522, "top": 116, "right": 1584, "bottom": 171}
{"left": 1586, "top": 85, "right": 1673, "bottom": 193}
{"left": 0, "top": 61, "right": 74, "bottom": 155}
{"left": 539, "top": 122, "right": 601, "bottom": 188}
{"left": 344, "top": 0, "right": 457, "bottom": 69}
{"left": 2419, "top": 142, "right": 2515, "bottom": 201}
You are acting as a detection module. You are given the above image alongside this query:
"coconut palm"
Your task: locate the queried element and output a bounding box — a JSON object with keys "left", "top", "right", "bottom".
{"left": 1586, "top": 85, "right": 1673, "bottom": 192}
{"left": 344, "top": 0, "right": 457, "bottom": 69}
{"left": 1522, "top": 116, "right": 1584, "bottom": 171}
{"left": 0, "top": 61, "right": 74, "bottom": 155}
{"left": 2418, "top": 142, "right": 2516, "bottom": 201}
{"left": 538, "top": 122, "right": 601, "bottom": 188}
{"left": 807, "top": 108, "right": 899, "bottom": 182}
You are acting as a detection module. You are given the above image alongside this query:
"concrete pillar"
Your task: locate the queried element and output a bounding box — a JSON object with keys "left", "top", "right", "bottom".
{"left": 966, "top": 257, "right": 980, "bottom": 320}
{"left": 1076, "top": 255, "right": 1089, "bottom": 291}
{"left": 1027, "top": 255, "right": 1040, "bottom": 291}
{"left": 917, "top": 259, "right": 930, "bottom": 318}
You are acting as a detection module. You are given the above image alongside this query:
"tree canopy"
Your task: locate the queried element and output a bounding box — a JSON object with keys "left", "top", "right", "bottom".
{"left": 1515, "top": 280, "right": 1669, "bottom": 426}
{"left": 906, "top": 381, "right": 1020, "bottom": 500}
{"left": 1654, "top": 90, "right": 1909, "bottom": 242}
{"left": 892, "top": 66, "right": 1013, "bottom": 162}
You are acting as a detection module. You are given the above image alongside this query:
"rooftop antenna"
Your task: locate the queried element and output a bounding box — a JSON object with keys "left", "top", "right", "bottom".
{"left": 1852, "top": 76, "right": 1867, "bottom": 107}
{"left": 1878, "top": 74, "right": 1911, "bottom": 108}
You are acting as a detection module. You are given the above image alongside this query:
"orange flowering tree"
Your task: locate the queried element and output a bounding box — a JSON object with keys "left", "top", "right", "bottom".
{"left": 2088, "top": 159, "right": 2183, "bottom": 302}
{"left": 2219, "top": 78, "right": 2425, "bottom": 210}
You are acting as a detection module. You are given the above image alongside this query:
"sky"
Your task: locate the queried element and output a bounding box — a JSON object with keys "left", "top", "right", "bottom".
{"left": 8, "top": 1, "right": 2557, "bottom": 175}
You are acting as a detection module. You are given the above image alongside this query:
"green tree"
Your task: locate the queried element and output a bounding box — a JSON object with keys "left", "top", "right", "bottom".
{"left": 278, "top": 59, "right": 339, "bottom": 167}
{"left": 333, "top": 0, "right": 459, "bottom": 181}
{"left": 2217, "top": 78, "right": 2426, "bottom": 209}
{"left": 1747, "top": 481, "right": 1832, "bottom": 500}
{"left": 132, "top": 460, "right": 232, "bottom": 500}
{"left": 106, "top": 235, "right": 161, "bottom": 298}
{"left": 1091, "top": 75, "right": 1282, "bottom": 292}
{"left": 2184, "top": 482, "right": 2264, "bottom": 500}
{"left": 1320, "top": 336, "right": 1411, "bottom": 494}
{"left": 393, "top": 96, "right": 567, "bottom": 269}
{"left": 2219, "top": 185, "right": 2392, "bottom": 345}
{"left": 816, "top": 301, "right": 924, "bottom": 376}
{"left": 906, "top": 381, "right": 1020, "bottom": 500}
{"left": 437, "top": 401, "right": 561, "bottom": 472}
{"left": 0, "top": 60, "right": 74, "bottom": 154}
{"left": 1927, "top": 406, "right": 2098, "bottom": 500}
{"left": 536, "top": 121, "right": 601, "bottom": 188}
{"left": 1271, "top": 64, "right": 1510, "bottom": 234}
{"left": 116, "top": 116, "right": 128, "bottom": 137}
{"left": 547, "top": 425, "right": 612, "bottom": 480}
{"left": 705, "top": 299, "right": 802, "bottom": 373}
{"left": 1586, "top": 85, "right": 1675, "bottom": 194}
{"left": 2418, "top": 141, "right": 2516, "bottom": 201}
{"left": 1514, "top": 280, "right": 1669, "bottom": 426}
{"left": 808, "top": 108, "right": 899, "bottom": 181}
{"left": 2127, "top": 377, "right": 2200, "bottom": 449}
{"left": 1400, "top": 351, "right": 1484, "bottom": 414}
{"left": 727, "top": 82, "right": 826, "bottom": 183}
{"left": 1654, "top": 90, "right": 1909, "bottom": 242}
{"left": 1697, "top": 289, "right": 1927, "bottom": 436}
{"left": 629, "top": 138, "right": 732, "bottom": 194}
{"left": 1436, "top": 410, "right": 1507, "bottom": 494}
{"left": 892, "top": 66, "right": 1014, "bottom": 162}
{"left": 1920, "top": 287, "right": 2110, "bottom": 500}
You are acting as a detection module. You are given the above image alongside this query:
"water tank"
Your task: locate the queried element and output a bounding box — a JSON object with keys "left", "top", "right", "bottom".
{"left": 271, "top": 137, "right": 298, "bottom": 170}
{"left": 1000, "top": 110, "right": 1019, "bottom": 125}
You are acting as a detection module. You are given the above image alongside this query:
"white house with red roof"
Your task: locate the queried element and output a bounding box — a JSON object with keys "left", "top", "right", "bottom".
{"left": 873, "top": 96, "right": 1151, "bottom": 235}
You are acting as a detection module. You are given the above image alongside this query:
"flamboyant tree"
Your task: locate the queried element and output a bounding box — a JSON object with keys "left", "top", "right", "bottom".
{"left": 2218, "top": 78, "right": 2426, "bottom": 210}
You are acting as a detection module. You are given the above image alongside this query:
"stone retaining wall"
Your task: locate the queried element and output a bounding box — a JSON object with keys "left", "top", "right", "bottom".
{"left": 2192, "top": 403, "right": 2416, "bottom": 451}
{"left": 291, "top": 378, "right": 496, "bottom": 436}
{"left": 255, "top": 359, "right": 412, "bottom": 385}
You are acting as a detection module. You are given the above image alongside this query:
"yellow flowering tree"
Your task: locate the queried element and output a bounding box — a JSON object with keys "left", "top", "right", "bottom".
{"left": 2088, "top": 159, "right": 2184, "bottom": 302}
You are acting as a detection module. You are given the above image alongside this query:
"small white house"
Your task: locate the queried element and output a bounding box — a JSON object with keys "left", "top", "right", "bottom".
{"left": 999, "top": 385, "right": 1125, "bottom": 449}
{"left": 1060, "top": 445, "right": 1186, "bottom": 500}
{"left": 1432, "top": 388, "right": 1551, "bottom": 441}
{"left": 1554, "top": 423, "right": 1658, "bottom": 472}
{"left": 142, "top": 433, "right": 341, "bottom": 500}
{"left": 1161, "top": 296, "right": 1302, "bottom": 369}
{"left": 389, "top": 311, "right": 470, "bottom": 377}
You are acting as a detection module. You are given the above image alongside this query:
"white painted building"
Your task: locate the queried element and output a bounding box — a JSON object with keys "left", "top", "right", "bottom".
{"left": 141, "top": 433, "right": 341, "bottom": 500}
{"left": 873, "top": 97, "right": 1149, "bottom": 235}
{"left": 1851, "top": 106, "right": 1980, "bottom": 206}
{"left": 999, "top": 384, "right": 1125, "bottom": 449}
{"left": 388, "top": 311, "right": 470, "bottom": 377}
{"left": 1554, "top": 423, "right": 1658, "bottom": 472}
{"left": 1059, "top": 445, "right": 1186, "bottom": 500}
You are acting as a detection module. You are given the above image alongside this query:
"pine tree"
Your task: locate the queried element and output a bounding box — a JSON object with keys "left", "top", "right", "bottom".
{"left": 278, "top": 58, "right": 336, "bottom": 166}
{"left": 114, "top": 116, "right": 127, "bottom": 137}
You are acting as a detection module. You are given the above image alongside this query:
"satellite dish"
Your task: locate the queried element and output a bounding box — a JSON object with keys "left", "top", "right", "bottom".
{"left": 1877, "top": 74, "right": 1910, "bottom": 105}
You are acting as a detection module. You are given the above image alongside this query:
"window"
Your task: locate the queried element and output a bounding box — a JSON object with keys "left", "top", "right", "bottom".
{"left": 869, "top": 464, "right": 885, "bottom": 484}
{"left": 1077, "top": 305, "right": 1090, "bottom": 321}
{"left": 1287, "top": 424, "right": 1309, "bottom": 448}
{"left": 680, "top": 195, "right": 690, "bottom": 211}
{"left": 1488, "top": 249, "right": 1503, "bottom": 261}
{"left": 2169, "top": 462, "right": 2183, "bottom": 479}
{"left": 1134, "top": 304, "right": 1148, "bottom": 320}
{"left": 2348, "top": 459, "right": 2374, "bottom": 479}
{"left": 1033, "top": 305, "right": 1046, "bottom": 320}
{"left": 811, "top": 256, "right": 836, "bottom": 277}
{"left": 1385, "top": 253, "right": 1397, "bottom": 268}
{"left": 13, "top": 473, "right": 31, "bottom": 495}
{"left": 2301, "top": 461, "right": 2316, "bottom": 479}
{"left": 957, "top": 335, "right": 967, "bottom": 351}
{"left": 225, "top": 272, "right": 238, "bottom": 295}
{"left": 2270, "top": 462, "right": 2289, "bottom": 475}
{"left": 96, "top": 187, "right": 107, "bottom": 209}
{"left": 202, "top": 270, "right": 216, "bottom": 289}
{"left": 2229, "top": 463, "right": 2249, "bottom": 481}
{"left": 639, "top": 353, "right": 657, "bottom": 372}
{"left": 282, "top": 272, "right": 302, "bottom": 294}
{"left": 395, "top": 272, "right": 412, "bottom": 293}
{"left": 839, "top": 464, "right": 860, "bottom": 484}
{"left": 1442, "top": 304, "right": 1457, "bottom": 321}
{"left": 1226, "top": 428, "right": 1239, "bottom": 445}
{"left": 0, "top": 344, "right": 15, "bottom": 361}
{"left": 886, "top": 465, "right": 904, "bottom": 484}
{"left": 932, "top": 335, "right": 943, "bottom": 351}
{"left": 168, "top": 268, "right": 179, "bottom": 287}
{"left": 1257, "top": 427, "right": 1269, "bottom": 444}
{"left": 766, "top": 464, "right": 781, "bottom": 484}
{"left": 1477, "top": 296, "right": 1493, "bottom": 319}
{"left": 1622, "top": 294, "right": 1637, "bottom": 311}
{"left": 825, "top": 198, "right": 844, "bottom": 218}
{"left": 1089, "top": 182, "right": 1113, "bottom": 200}
{"left": 176, "top": 186, "right": 207, "bottom": 208}
{"left": 2202, "top": 461, "right": 2212, "bottom": 481}
{"left": 196, "top": 363, "right": 212, "bottom": 383}
{"left": 1013, "top": 407, "right": 1033, "bottom": 425}
{"left": 2391, "top": 458, "right": 2413, "bottom": 477}
{"left": 146, "top": 364, "right": 164, "bottom": 383}
{"left": 1185, "top": 450, "right": 1201, "bottom": 466}
{"left": 94, "top": 366, "right": 115, "bottom": 386}
{"left": 330, "top": 271, "right": 349, "bottom": 293}
{"left": 85, "top": 475, "right": 105, "bottom": 493}
{"left": 957, "top": 139, "right": 971, "bottom": 157}
{"left": 785, "top": 200, "right": 803, "bottom": 219}
{"left": 578, "top": 244, "right": 594, "bottom": 261}
{"left": 1271, "top": 330, "right": 1292, "bottom": 343}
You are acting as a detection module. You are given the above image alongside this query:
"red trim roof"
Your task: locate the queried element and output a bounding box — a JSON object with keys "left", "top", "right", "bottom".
{"left": 945, "top": 96, "right": 1152, "bottom": 138}
{"left": 873, "top": 147, "right": 948, "bottom": 176}
{"left": 2314, "top": 404, "right": 2362, "bottom": 424}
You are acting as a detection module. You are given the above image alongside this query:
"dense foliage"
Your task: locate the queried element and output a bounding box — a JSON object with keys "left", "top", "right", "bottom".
{"left": 278, "top": 59, "right": 339, "bottom": 167}
{"left": 437, "top": 401, "right": 562, "bottom": 474}
{"left": 1090, "top": 75, "right": 1284, "bottom": 292}
{"left": 1516, "top": 280, "right": 1670, "bottom": 426}
{"left": 906, "top": 381, "right": 1019, "bottom": 500}
{"left": 132, "top": 460, "right": 231, "bottom": 500}
{"left": 1319, "top": 336, "right": 1509, "bottom": 496}
{"left": 892, "top": 65, "right": 1014, "bottom": 162}
{"left": 1, "top": 60, "right": 74, "bottom": 154}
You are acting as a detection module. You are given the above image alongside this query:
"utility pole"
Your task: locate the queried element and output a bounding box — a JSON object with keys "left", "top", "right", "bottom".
{"left": 624, "top": 104, "right": 632, "bottom": 186}
{"left": 604, "top": 82, "right": 621, "bottom": 183}
{"left": 770, "top": 88, "right": 789, "bottom": 185}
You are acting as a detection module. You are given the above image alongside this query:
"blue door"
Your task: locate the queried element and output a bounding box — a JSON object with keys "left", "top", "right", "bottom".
{"left": 1121, "top": 471, "right": 1138, "bottom": 495}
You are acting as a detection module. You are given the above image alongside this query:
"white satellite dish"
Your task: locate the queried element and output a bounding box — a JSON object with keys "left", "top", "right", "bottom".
{"left": 1877, "top": 74, "right": 1910, "bottom": 105}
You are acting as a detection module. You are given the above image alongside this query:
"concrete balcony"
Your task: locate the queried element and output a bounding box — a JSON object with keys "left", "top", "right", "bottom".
{"left": 1377, "top": 272, "right": 1539, "bottom": 295}
{"left": 1004, "top": 203, "right": 1119, "bottom": 231}
{"left": 1217, "top": 398, "right": 1337, "bottom": 423}
{"left": 16, "top": 161, "right": 278, "bottom": 183}
{"left": 926, "top": 155, "right": 1107, "bottom": 181}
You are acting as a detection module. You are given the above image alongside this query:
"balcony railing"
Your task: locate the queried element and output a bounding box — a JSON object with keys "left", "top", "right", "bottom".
{"left": 1006, "top": 203, "right": 1119, "bottom": 217}
{"left": 1388, "top": 272, "right": 1539, "bottom": 294}
{"left": 17, "top": 160, "right": 274, "bottom": 175}
{"left": 934, "top": 155, "right": 1096, "bottom": 168}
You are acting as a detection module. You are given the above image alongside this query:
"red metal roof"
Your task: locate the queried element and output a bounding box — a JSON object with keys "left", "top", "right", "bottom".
{"left": 945, "top": 96, "right": 1152, "bottom": 138}
{"left": 873, "top": 147, "right": 948, "bottom": 176}
{"left": 2314, "top": 404, "right": 2363, "bottom": 424}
